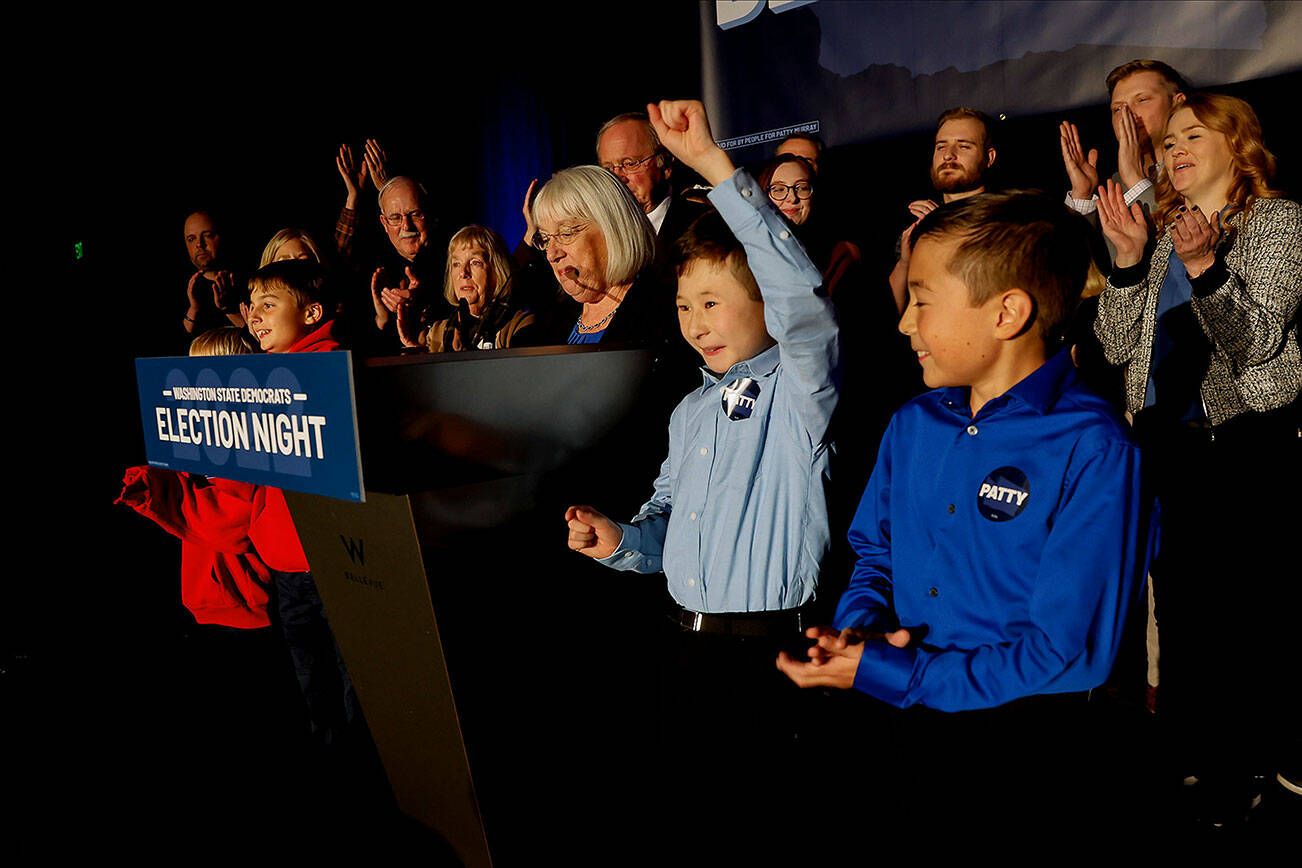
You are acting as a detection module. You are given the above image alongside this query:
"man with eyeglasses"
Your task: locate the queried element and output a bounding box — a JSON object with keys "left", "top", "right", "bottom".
{"left": 357, "top": 176, "right": 445, "bottom": 352}
{"left": 596, "top": 112, "right": 706, "bottom": 248}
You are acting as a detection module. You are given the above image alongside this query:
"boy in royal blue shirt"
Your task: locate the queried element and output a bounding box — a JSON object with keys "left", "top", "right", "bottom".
{"left": 777, "top": 193, "right": 1155, "bottom": 835}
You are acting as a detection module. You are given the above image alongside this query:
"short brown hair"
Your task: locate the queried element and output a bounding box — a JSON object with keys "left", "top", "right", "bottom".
{"left": 670, "top": 209, "right": 762, "bottom": 302}
{"left": 1106, "top": 59, "right": 1189, "bottom": 98}
{"left": 247, "top": 259, "right": 330, "bottom": 311}
{"left": 909, "top": 190, "right": 1092, "bottom": 343}
{"left": 936, "top": 107, "right": 996, "bottom": 150}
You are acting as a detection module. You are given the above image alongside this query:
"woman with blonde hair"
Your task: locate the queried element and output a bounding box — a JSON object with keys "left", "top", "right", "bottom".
{"left": 1094, "top": 92, "right": 1299, "bottom": 825}
{"left": 397, "top": 225, "right": 535, "bottom": 352}
{"left": 258, "top": 228, "right": 324, "bottom": 268}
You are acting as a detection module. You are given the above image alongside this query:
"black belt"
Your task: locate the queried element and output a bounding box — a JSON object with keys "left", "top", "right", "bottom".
{"left": 670, "top": 603, "right": 812, "bottom": 637}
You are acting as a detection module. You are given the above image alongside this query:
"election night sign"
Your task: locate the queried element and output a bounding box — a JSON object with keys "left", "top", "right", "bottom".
{"left": 135, "top": 352, "right": 365, "bottom": 502}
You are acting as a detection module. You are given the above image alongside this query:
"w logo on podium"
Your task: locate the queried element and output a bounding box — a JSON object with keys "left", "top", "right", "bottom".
{"left": 721, "top": 377, "right": 761, "bottom": 421}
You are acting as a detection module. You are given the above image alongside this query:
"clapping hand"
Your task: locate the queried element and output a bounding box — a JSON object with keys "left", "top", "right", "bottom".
{"left": 1169, "top": 202, "right": 1221, "bottom": 278}
{"left": 337, "top": 143, "right": 370, "bottom": 209}
{"left": 1114, "top": 107, "right": 1146, "bottom": 190}
{"left": 1096, "top": 179, "right": 1149, "bottom": 269}
{"left": 1059, "top": 121, "right": 1100, "bottom": 201}
{"left": 364, "top": 138, "right": 390, "bottom": 190}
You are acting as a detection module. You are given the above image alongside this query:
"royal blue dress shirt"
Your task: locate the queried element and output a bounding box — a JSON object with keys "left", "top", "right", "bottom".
{"left": 597, "top": 168, "right": 840, "bottom": 612}
{"left": 833, "top": 349, "right": 1154, "bottom": 710}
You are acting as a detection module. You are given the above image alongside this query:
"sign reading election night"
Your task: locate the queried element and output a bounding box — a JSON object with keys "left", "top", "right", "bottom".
{"left": 135, "top": 352, "right": 365, "bottom": 502}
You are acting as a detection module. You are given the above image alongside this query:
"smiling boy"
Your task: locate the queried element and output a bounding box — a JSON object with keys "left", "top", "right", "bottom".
{"left": 779, "top": 192, "right": 1152, "bottom": 712}
{"left": 246, "top": 260, "right": 339, "bottom": 354}
{"left": 563, "top": 101, "right": 839, "bottom": 808}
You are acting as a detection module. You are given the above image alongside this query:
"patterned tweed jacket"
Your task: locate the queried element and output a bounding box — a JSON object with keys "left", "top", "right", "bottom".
{"left": 1094, "top": 196, "right": 1301, "bottom": 425}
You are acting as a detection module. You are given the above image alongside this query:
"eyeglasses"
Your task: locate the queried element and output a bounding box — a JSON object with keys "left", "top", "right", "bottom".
{"left": 602, "top": 153, "right": 660, "bottom": 175}
{"left": 767, "top": 182, "right": 814, "bottom": 202}
{"left": 532, "top": 223, "right": 590, "bottom": 252}
{"left": 382, "top": 208, "right": 425, "bottom": 227}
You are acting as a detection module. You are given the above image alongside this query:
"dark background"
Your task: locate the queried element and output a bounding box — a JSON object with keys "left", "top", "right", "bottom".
{"left": 17, "top": 3, "right": 1299, "bottom": 850}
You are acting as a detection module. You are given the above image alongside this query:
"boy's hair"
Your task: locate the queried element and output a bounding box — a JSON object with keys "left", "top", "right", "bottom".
{"left": 908, "top": 190, "right": 1091, "bottom": 344}
{"left": 669, "top": 209, "right": 762, "bottom": 302}
{"left": 1106, "top": 59, "right": 1189, "bottom": 98}
{"left": 936, "top": 107, "right": 996, "bottom": 150}
{"left": 247, "top": 259, "right": 331, "bottom": 312}
{"left": 189, "top": 327, "right": 259, "bottom": 357}
{"left": 777, "top": 131, "right": 825, "bottom": 155}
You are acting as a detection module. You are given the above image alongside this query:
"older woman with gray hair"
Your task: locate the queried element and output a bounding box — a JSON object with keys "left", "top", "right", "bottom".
{"left": 527, "top": 165, "right": 671, "bottom": 345}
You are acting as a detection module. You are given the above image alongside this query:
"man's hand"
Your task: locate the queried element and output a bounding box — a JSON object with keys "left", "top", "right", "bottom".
{"left": 395, "top": 301, "right": 426, "bottom": 348}
{"left": 373, "top": 265, "right": 421, "bottom": 330}
{"left": 1169, "top": 203, "right": 1221, "bottom": 278}
{"left": 1114, "top": 107, "right": 1146, "bottom": 190}
{"left": 1059, "top": 121, "right": 1100, "bottom": 200}
{"left": 337, "top": 143, "right": 369, "bottom": 210}
{"left": 364, "top": 138, "right": 390, "bottom": 191}
{"left": 211, "top": 270, "right": 237, "bottom": 312}
{"left": 647, "top": 100, "right": 735, "bottom": 187}
{"left": 521, "top": 178, "right": 539, "bottom": 247}
{"left": 184, "top": 271, "right": 203, "bottom": 332}
{"left": 906, "top": 199, "right": 939, "bottom": 221}
{"left": 565, "top": 505, "right": 623, "bottom": 560}
{"left": 776, "top": 625, "right": 912, "bottom": 689}
{"left": 1096, "top": 179, "right": 1149, "bottom": 269}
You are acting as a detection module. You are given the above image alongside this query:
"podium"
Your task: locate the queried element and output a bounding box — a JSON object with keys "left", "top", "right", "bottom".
{"left": 283, "top": 345, "right": 666, "bottom": 865}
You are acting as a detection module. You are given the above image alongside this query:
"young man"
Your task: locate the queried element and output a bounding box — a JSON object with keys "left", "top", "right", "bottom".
{"left": 887, "top": 107, "right": 998, "bottom": 314}
{"left": 565, "top": 100, "right": 839, "bottom": 832}
{"left": 1060, "top": 59, "right": 1188, "bottom": 262}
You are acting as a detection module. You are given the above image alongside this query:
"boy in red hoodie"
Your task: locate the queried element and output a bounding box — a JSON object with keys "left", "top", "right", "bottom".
{"left": 122, "top": 262, "right": 358, "bottom": 746}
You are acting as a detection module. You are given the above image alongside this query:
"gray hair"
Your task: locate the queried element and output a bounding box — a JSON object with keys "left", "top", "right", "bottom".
{"left": 531, "top": 165, "right": 656, "bottom": 287}
{"left": 377, "top": 176, "right": 428, "bottom": 213}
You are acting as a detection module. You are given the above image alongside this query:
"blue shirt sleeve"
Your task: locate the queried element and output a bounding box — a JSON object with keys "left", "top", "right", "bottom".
{"left": 847, "top": 437, "right": 1150, "bottom": 711}
{"left": 596, "top": 450, "right": 672, "bottom": 575}
{"left": 833, "top": 420, "right": 897, "bottom": 632}
{"left": 708, "top": 169, "right": 841, "bottom": 446}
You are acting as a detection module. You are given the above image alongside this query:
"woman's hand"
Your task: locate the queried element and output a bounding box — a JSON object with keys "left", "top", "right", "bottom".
{"left": 1096, "top": 179, "right": 1148, "bottom": 269}
{"left": 1169, "top": 203, "right": 1221, "bottom": 278}
{"left": 521, "top": 178, "right": 539, "bottom": 247}
{"left": 647, "top": 100, "right": 734, "bottom": 186}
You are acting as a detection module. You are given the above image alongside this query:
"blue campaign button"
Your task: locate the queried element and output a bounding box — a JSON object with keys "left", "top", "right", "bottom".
{"left": 721, "top": 377, "right": 761, "bottom": 421}
{"left": 977, "top": 466, "right": 1030, "bottom": 522}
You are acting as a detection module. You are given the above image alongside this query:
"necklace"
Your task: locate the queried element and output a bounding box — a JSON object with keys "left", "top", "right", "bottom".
{"left": 576, "top": 304, "right": 618, "bottom": 332}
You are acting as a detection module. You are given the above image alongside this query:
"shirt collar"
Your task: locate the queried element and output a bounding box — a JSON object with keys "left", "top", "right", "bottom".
{"left": 646, "top": 195, "right": 672, "bottom": 234}
{"left": 938, "top": 346, "right": 1077, "bottom": 418}
{"left": 698, "top": 342, "right": 782, "bottom": 390}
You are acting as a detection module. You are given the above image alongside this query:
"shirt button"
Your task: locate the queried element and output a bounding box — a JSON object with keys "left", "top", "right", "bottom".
{"left": 623, "top": 551, "right": 635, "bottom": 558}
{"left": 689, "top": 512, "right": 697, "bottom": 521}
{"left": 645, "top": 559, "right": 654, "bottom": 567}
{"left": 742, "top": 188, "right": 752, "bottom": 197}
{"left": 947, "top": 504, "right": 955, "bottom": 514}
{"left": 966, "top": 425, "right": 978, "bottom": 436}
{"left": 688, "top": 578, "right": 697, "bottom": 587}
{"left": 699, "top": 447, "right": 708, "bottom": 455}
{"left": 929, "top": 587, "right": 939, "bottom": 597}
{"left": 779, "top": 230, "right": 791, "bottom": 239}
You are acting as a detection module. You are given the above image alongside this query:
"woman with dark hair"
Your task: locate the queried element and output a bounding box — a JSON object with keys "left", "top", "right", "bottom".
{"left": 1095, "top": 92, "right": 1299, "bottom": 824}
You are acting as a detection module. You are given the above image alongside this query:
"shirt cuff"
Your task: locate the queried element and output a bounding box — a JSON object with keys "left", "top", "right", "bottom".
{"left": 852, "top": 640, "right": 916, "bottom": 707}
{"left": 596, "top": 521, "right": 661, "bottom": 573}
{"left": 707, "top": 167, "right": 768, "bottom": 228}
{"left": 1064, "top": 192, "right": 1097, "bottom": 214}
{"left": 1122, "top": 179, "right": 1152, "bottom": 207}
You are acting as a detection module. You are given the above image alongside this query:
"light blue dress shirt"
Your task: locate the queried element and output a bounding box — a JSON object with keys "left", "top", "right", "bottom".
{"left": 597, "top": 168, "right": 840, "bottom": 613}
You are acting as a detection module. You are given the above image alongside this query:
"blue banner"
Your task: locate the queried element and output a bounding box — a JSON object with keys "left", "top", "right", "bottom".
{"left": 135, "top": 352, "right": 365, "bottom": 502}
